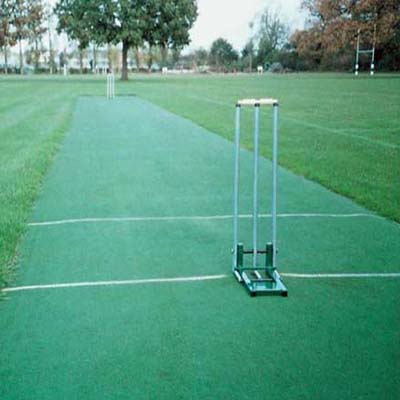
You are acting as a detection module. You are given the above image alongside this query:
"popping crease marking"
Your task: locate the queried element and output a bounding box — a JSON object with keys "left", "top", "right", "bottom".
{"left": 281, "top": 272, "right": 400, "bottom": 279}
{"left": 3, "top": 272, "right": 400, "bottom": 293}
{"left": 2, "top": 274, "right": 229, "bottom": 293}
{"left": 28, "top": 213, "right": 382, "bottom": 226}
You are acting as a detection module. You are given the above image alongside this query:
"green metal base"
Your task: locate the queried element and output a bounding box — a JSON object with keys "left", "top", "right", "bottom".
{"left": 240, "top": 269, "right": 288, "bottom": 297}
{"left": 234, "top": 243, "right": 288, "bottom": 297}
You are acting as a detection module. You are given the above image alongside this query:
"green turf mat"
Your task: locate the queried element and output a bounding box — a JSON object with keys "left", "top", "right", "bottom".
{"left": 1, "top": 96, "right": 399, "bottom": 400}
{"left": 30, "top": 97, "right": 376, "bottom": 221}
{"left": 16, "top": 215, "right": 400, "bottom": 286}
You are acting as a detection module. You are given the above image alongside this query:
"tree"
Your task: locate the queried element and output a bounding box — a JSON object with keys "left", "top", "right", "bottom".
{"left": 156, "top": 0, "right": 197, "bottom": 67}
{"left": 171, "top": 47, "right": 181, "bottom": 66}
{"left": 116, "top": 0, "right": 149, "bottom": 78}
{"left": 55, "top": 0, "right": 94, "bottom": 73}
{"left": 253, "top": 8, "right": 288, "bottom": 67}
{"left": 137, "top": 0, "right": 158, "bottom": 73}
{"left": 0, "top": 0, "right": 16, "bottom": 74}
{"left": 26, "top": 0, "right": 47, "bottom": 71}
{"left": 290, "top": 28, "right": 323, "bottom": 69}
{"left": 54, "top": 0, "right": 198, "bottom": 79}
{"left": 85, "top": 0, "right": 197, "bottom": 78}
{"left": 209, "top": 38, "right": 238, "bottom": 71}
{"left": 11, "top": 0, "right": 31, "bottom": 73}
{"left": 241, "top": 40, "right": 255, "bottom": 72}
{"left": 194, "top": 47, "right": 208, "bottom": 66}
{"left": 350, "top": 0, "right": 400, "bottom": 70}
{"left": 296, "top": 0, "right": 400, "bottom": 70}
{"left": 56, "top": 0, "right": 143, "bottom": 75}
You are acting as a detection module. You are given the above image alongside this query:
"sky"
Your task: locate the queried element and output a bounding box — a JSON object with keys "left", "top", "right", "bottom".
{"left": 188, "top": 0, "right": 306, "bottom": 52}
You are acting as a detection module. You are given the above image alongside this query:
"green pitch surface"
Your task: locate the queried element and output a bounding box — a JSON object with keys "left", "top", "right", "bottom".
{"left": 1, "top": 96, "right": 400, "bottom": 399}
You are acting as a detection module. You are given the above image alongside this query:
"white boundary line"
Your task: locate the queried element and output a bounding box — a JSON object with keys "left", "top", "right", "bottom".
{"left": 3, "top": 272, "right": 400, "bottom": 294}
{"left": 28, "top": 213, "right": 382, "bottom": 227}
{"left": 281, "top": 272, "right": 400, "bottom": 279}
{"left": 2, "top": 274, "right": 228, "bottom": 293}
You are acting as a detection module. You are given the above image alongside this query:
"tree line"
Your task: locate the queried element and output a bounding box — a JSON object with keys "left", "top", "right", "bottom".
{"left": 0, "top": 0, "right": 48, "bottom": 73}
{"left": 202, "top": 0, "right": 399, "bottom": 73}
{"left": 0, "top": 0, "right": 197, "bottom": 79}
{"left": 55, "top": 0, "right": 197, "bottom": 79}
{"left": 201, "top": 8, "right": 289, "bottom": 73}
{"left": 292, "top": 0, "right": 400, "bottom": 71}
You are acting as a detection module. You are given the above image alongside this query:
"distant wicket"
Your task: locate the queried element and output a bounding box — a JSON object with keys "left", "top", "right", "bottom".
{"left": 107, "top": 73, "right": 115, "bottom": 99}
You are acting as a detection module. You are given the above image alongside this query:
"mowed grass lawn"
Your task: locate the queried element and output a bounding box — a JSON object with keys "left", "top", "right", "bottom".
{"left": 0, "top": 73, "right": 399, "bottom": 287}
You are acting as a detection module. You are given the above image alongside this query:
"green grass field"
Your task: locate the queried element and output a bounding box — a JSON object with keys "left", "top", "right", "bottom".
{"left": 0, "top": 74, "right": 399, "bottom": 399}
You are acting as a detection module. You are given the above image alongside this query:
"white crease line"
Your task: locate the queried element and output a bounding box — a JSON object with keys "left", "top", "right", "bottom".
{"left": 28, "top": 215, "right": 234, "bottom": 226}
{"left": 4, "top": 272, "right": 400, "bottom": 294}
{"left": 2, "top": 274, "right": 229, "bottom": 293}
{"left": 28, "top": 213, "right": 381, "bottom": 227}
{"left": 281, "top": 272, "right": 400, "bottom": 279}
{"left": 262, "top": 213, "right": 381, "bottom": 219}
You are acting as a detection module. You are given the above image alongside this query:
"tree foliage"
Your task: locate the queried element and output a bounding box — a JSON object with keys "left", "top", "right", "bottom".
{"left": 55, "top": 0, "right": 99, "bottom": 73}
{"left": 0, "top": 0, "right": 16, "bottom": 71}
{"left": 54, "top": 0, "right": 197, "bottom": 79}
{"left": 209, "top": 38, "right": 238, "bottom": 71}
{"left": 193, "top": 47, "right": 208, "bottom": 66}
{"left": 156, "top": 0, "right": 197, "bottom": 65}
{"left": 241, "top": 40, "right": 255, "bottom": 71}
{"left": 292, "top": 0, "right": 400, "bottom": 70}
{"left": 0, "top": 0, "right": 47, "bottom": 73}
{"left": 55, "top": 0, "right": 95, "bottom": 50}
{"left": 26, "top": 0, "right": 47, "bottom": 70}
{"left": 246, "top": 7, "right": 289, "bottom": 69}
{"left": 257, "top": 9, "right": 287, "bottom": 51}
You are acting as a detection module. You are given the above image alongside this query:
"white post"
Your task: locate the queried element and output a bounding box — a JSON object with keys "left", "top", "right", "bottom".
{"left": 355, "top": 29, "right": 360, "bottom": 76}
{"left": 371, "top": 24, "right": 376, "bottom": 76}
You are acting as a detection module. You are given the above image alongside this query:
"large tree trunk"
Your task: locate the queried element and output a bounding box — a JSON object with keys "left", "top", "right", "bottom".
{"left": 19, "top": 39, "right": 23, "bottom": 74}
{"left": 121, "top": 40, "right": 129, "bottom": 80}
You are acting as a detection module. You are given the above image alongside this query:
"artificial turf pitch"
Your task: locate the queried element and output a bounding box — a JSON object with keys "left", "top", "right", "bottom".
{"left": 1, "top": 96, "right": 399, "bottom": 399}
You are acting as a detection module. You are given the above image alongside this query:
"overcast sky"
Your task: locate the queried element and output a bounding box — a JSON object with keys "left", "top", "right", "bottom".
{"left": 188, "top": 0, "right": 306, "bottom": 51}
